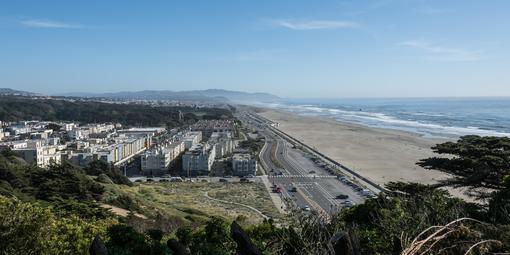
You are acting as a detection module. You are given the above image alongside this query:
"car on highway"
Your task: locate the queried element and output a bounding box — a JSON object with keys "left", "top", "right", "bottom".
{"left": 170, "top": 177, "right": 183, "bottom": 182}
{"left": 335, "top": 194, "right": 349, "bottom": 199}
{"left": 341, "top": 200, "right": 355, "bottom": 207}
{"left": 219, "top": 178, "right": 228, "bottom": 183}
{"left": 159, "top": 179, "right": 169, "bottom": 182}
{"left": 361, "top": 189, "right": 375, "bottom": 197}
{"left": 272, "top": 185, "right": 283, "bottom": 193}
{"left": 200, "top": 179, "right": 209, "bottom": 183}
{"left": 246, "top": 174, "right": 255, "bottom": 178}
{"left": 224, "top": 175, "right": 233, "bottom": 178}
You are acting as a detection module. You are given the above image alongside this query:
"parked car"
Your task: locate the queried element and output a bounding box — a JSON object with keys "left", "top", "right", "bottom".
{"left": 302, "top": 206, "right": 311, "bottom": 211}
{"left": 335, "top": 194, "right": 349, "bottom": 199}
{"left": 219, "top": 178, "right": 228, "bottom": 183}
{"left": 341, "top": 200, "right": 355, "bottom": 207}
{"left": 240, "top": 178, "right": 250, "bottom": 183}
{"left": 361, "top": 189, "right": 375, "bottom": 197}
{"left": 159, "top": 179, "right": 169, "bottom": 182}
{"left": 146, "top": 178, "right": 154, "bottom": 182}
{"left": 200, "top": 179, "right": 209, "bottom": 183}
{"left": 309, "top": 170, "right": 316, "bottom": 174}
{"left": 289, "top": 187, "right": 297, "bottom": 192}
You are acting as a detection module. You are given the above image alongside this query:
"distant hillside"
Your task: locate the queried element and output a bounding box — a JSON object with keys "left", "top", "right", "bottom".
{"left": 59, "top": 89, "right": 280, "bottom": 103}
{"left": 0, "top": 96, "right": 232, "bottom": 127}
{"left": 0, "top": 88, "right": 39, "bottom": 96}
{"left": 191, "top": 89, "right": 280, "bottom": 102}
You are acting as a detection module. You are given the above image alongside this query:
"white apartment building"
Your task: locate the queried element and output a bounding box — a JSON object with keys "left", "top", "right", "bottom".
{"left": 13, "top": 146, "right": 61, "bottom": 168}
{"left": 183, "top": 131, "right": 202, "bottom": 149}
{"left": 182, "top": 143, "right": 215, "bottom": 175}
{"left": 141, "top": 140, "right": 184, "bottom": 175}
{"left": 209, "top": 131, "right": 234, "bottom": 159}
{"left": 232, "top": 153, "right": 257, "bottom": 177}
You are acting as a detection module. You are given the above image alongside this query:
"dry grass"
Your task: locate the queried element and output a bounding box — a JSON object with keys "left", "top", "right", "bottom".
{"left": 102, "top": 181, "right": 281, "bottom": 226}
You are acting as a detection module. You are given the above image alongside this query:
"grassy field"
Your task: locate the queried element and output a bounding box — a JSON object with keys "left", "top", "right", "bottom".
{"left": 102, "top": 181, "right": 280, "bottom": 228}
{"left": 207, "top": 182, "right": 280, "bottom": 219}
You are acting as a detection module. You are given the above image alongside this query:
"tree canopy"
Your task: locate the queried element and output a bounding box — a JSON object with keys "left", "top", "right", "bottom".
{"left": 418, "top": 135, "right": 510, "bottom": 197}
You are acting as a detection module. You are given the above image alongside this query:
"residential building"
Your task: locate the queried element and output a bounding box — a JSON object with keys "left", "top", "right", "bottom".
{"left": 232, "top": 153, "right": 257, "bottom": 177}
{"left": 209, "top": 131, "right": 234, "bottom": 159}
{"left": 190, "top": 120, "right": 234, "bottom": 138}
{"left": 182, "top": 143, "right": 215, "bottom": 175}
{"left": 183, "top": 131, "right": 202, "bottom": 149}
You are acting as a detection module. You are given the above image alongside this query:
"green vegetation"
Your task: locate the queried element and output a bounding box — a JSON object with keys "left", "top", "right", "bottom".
{"left": 0, "top": 196, "right": 113, "bottom": 255}
{"left": 239, "top": 137, "right": 265, "bottom": 155}
{"left": 102, "top": 181, "right": 277, "bottom": 226}
{"left": 1, "top": 135, "right": 510, "bottom": 254}
{"left": 0, "top": 152, "right": 109, "bottom": 218}
{"left": 84, "top": 160, "right": 132, "bottom": 186}
{"left": 0, "top": 96, "right": 233, "bottom": 127}
{"left": 418, "top": 135, "right": 510, "bottom": 197}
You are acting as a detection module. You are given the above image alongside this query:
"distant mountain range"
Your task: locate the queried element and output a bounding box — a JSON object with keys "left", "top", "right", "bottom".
{"left": 0, "top": 88, "right": 40, "bottom": 96}
{"left": 57, "top": 89, "right": 280, "bottom": 103}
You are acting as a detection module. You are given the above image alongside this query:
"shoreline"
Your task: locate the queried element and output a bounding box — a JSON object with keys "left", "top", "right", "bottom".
{"left": 257, "top": 108, "right": 457, "bottom": 190}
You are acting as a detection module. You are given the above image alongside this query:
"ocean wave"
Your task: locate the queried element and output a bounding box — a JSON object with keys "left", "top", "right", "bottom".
{"left": 273, "top": 103, "right": 510, "bottom": 138}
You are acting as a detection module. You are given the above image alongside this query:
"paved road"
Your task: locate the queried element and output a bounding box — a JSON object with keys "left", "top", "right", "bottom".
{"left": 239, "top": 112, "right": 367, "bottom": 216}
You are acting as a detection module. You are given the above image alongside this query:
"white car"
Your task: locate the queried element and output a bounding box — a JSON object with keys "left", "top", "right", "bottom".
{"left": 302, "top": 206, "right": 311, "bottom": 211}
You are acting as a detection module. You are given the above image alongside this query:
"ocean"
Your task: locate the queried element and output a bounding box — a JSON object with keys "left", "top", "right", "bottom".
{"left": 263, "top": 97, "right": 510, "bottom": 139}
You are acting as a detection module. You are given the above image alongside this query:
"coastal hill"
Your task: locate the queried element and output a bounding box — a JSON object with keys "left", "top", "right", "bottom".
{"left": 57, "top": 89, "right": 280, "bottom": 103}
{"left": 0, "top": 88, "right": 39, "bottom": 96}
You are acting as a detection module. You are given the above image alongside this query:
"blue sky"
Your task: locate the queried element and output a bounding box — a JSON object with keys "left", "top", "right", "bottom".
{"left": 1, "top": 0, "right": 509, "bottom": 98}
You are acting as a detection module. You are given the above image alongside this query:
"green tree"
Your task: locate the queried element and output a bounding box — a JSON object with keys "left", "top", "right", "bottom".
{"left": 0, "top": 195, "right": 111, "bottom": 255}
{"left": 418, "top": 135, "right": 510, "bottom": 198}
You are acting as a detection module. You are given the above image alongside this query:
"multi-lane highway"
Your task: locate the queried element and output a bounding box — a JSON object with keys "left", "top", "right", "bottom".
{"left": 238, "top": 111, "right": 369, "bottom": 216}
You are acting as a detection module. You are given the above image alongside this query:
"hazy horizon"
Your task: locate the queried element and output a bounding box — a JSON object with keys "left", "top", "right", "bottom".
{"left": 2, "top": 1, "right": 510, "bottom": 98}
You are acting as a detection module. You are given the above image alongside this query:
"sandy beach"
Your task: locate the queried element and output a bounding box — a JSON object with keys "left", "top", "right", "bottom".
{"left": 259, "top": 108, "right": 454, "bottom": 188}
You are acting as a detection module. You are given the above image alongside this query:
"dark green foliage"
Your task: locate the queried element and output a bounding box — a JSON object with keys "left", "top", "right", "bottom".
{"left": 0, "top": 195, "right": 111, "bottom": 255}
{"left": 105, "top": 224, "right": 170, "bottom": 255}
{"left": 0, "top": 96, "right": 233, "bottom": 127}
{"left": 85, "top": 160, "right": 132, "bottom": 186}
{"left": 239, "top": 138, "right": 264, "bottom": 154}
{"left": 175, "top": 217, "right": 235, "bottom": 255}
{"left": 175, "top": 227, "right": 194, "bottom": 247}
{"left": 51, "top": 198, "right": 111, "bottom": 219}
{"left": 487, "top": 184, "right": 510, "bottom": 224}
{"left": 45, "top": 123, "right": 62, "bottom": 132}
{"left": 30, "top": 162, "right": 104, "bottom": 201}
{"left": 108, "top": 194, "right": 141, "bottom": 213}
{"left": 0, "top": 154, "right": 108, "bottom": 218}
{"left": 418, "top": 135, "right": 510, "bottom": 196}
{"left": 339, "top": 182, "right": 479, "bottom": 254}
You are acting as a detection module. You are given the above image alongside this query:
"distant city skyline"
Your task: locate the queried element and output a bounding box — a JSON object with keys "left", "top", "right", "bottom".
{"left": 1, "top": 1, "right": 510, "bottom": 98}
